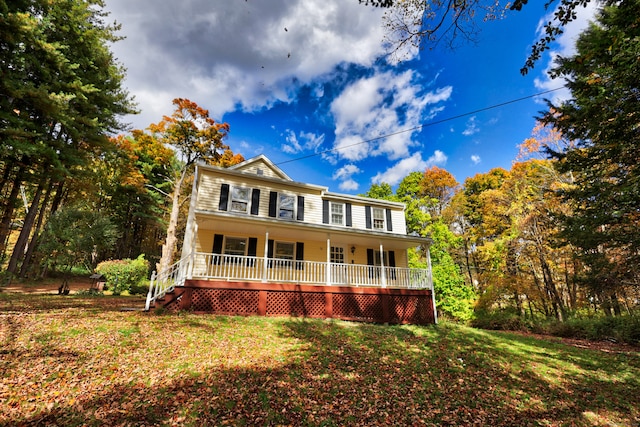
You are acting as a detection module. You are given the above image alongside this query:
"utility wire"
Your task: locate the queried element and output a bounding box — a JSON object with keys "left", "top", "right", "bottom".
{"left": 275, "top": 86, "right": 563, "bottom": 166}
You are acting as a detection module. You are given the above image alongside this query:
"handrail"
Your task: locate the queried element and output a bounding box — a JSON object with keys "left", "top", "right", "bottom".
{"left": 145, "top": 254, "right": 190, "bottom": 311}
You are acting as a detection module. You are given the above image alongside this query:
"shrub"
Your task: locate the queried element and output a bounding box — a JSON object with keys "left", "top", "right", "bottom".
{"left": 96, "top": 255, "right": 149, "bottom": 295}
{"left": 470, "top": 309, "right": 531, "bottom": 332}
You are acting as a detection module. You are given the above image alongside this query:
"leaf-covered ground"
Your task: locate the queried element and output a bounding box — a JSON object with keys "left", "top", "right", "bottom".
{"left": 1, "top": 290, "right": 638, "bottom": 426}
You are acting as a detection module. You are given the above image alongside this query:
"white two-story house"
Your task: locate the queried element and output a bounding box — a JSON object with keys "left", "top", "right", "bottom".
{"left": 147, "top": 155, "right": 436, "bottom": 324}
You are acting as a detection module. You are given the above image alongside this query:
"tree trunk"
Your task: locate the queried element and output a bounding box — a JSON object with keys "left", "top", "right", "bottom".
{"left": 7, "top": 176, "right": 45, "bottom": 275}
{"left": 539, "top": 251, "right": 566, "bottom": 322}
{"left": 19, "top": 178, "right": 55, "bottom": 278}
{"left": 0, "top": 162, "right": 26, "bottom": 260}
{"left": 157, "top": 168, "right": 187, "bottom": 274}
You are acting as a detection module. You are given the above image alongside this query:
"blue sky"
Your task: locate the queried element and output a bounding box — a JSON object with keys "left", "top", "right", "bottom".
{"left": 105, "top": 0, "right": 598, "bottom": 193}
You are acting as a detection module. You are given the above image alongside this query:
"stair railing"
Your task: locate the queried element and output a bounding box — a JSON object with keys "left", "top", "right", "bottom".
{"left": 145, "top": 253, "right": 192, "bottom": 311}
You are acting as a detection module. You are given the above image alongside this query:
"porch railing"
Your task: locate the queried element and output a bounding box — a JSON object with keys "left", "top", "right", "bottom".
{"left": 146, "top": 252, "right": 433, "bottom": 310}
{"left": 190, "top": 252, "right": 432, "bottom": 289}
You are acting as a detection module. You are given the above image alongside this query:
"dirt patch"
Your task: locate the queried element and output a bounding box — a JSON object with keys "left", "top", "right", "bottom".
{"left": 1, "top": 276, "right": 93, "bottom": 294}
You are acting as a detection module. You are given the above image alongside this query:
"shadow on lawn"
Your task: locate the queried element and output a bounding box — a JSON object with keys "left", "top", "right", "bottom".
{"left": 2, "top": 312, "right": 639, "bottom": 426}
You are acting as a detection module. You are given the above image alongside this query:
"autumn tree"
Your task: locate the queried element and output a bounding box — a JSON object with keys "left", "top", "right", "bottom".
{"left": 541, "top": 0, "right": 640, "bottom": 313}
{"left": 150, "top": 99, "right": 231, "bottom": 273}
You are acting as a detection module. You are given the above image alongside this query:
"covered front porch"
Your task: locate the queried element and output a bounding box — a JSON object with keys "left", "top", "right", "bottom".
{"left": 145, "top": 251, "right": 433, "bottom": 310}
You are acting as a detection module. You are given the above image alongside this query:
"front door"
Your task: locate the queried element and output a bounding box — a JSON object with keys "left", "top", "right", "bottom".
{"left": 330, "top": 246, "right": 346, "bottom": 284}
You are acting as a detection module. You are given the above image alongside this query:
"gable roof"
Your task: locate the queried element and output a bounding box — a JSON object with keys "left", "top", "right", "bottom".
{"left": 228, "top": 154, "right": 292, "bottom": 181}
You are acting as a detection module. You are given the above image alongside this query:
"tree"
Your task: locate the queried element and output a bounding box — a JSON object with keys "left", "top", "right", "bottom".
{"left": 37, "top": 205, "right": 119, "bottom": 277}
{"left": 541, "top": 0, "right": 640, "bottom": 310}
{"left": 150, "top": 98, "right": 231, "bottom": 273}
{"left": 421, "top": 166, "right": 459, "bottom": 218}
{"left": 363, "top": 0, "right": 609, "bottom": 74}
{"left": 0, "top": 0, "right": 135, "bottom": 275}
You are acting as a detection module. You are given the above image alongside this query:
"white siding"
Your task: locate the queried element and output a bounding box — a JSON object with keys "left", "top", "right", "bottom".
{"left": 195, "top": 167, "right": 409, "bottom": 236}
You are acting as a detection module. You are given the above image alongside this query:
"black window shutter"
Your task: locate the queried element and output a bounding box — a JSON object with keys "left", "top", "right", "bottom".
{"left": 345, "top": 203, "right": 352, "bottom": 227}
{"left": 367, "top": 248, "right": 375, "bottom": 279}
{"left": 247, "top": 237, "right": 258, "bottom": 257}
{"left": 295, "top": 242, "right": 304, "bottom": 270}
{"left": 219, "top": 184, "right": 229, "bottom": 211}
{"left": 267, "top": 239, "right": 274, "bottom": 268}
{"left": 388, "top": 250, "right": 396, "bottom": 267}
{"left": 250, "top": 189, "right": 260, "bottom": 215}
{"left": 388, "top": 250, "right": 396, "bottom": 279}
{"left": 297, "top": 196, "right": 305, "bottom": 221}
{"left": 212, "top": 234, "right": 224, "bottom": 265}
{"left": 268, "top": 192, "right": 278, "bottom": 217}
{"left": 365, "top": 206, "right": 372, "bottom": 229}
{"left": 386, "top": 208, "right": 393, "bottom": 231}
{"left": 267, "top": 239, "right": 274, "bottom": 258}
{"left": 322, "top": 200, "right": 329, "bottom": 224}
{"left": 212, "top": 234, "right": 224, "bottom": 254}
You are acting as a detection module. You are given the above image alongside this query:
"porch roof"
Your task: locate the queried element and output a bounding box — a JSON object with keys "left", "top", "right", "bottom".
{"left": 194, "top": 209, "right": 431, "bottom": 250}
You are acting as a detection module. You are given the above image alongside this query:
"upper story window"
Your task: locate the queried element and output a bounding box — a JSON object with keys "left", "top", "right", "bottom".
{"left": 269, "top": 191, "right": 304, "bottom": 221}
{"left": 372, "top": 207, "right": 385, "bottom": 230}
{"left": 278, "top": 194, "right": 295, "bottom": 219}
{"left": 219, "top": 184, "right": 261, "bottom": 216}
{"left": 323, "top": 200, "right": 352, "bottom": 227}
{"left": 330, "top": 202, "right": 344, "bottom": 225}
{"left": 230, "top": 187, "right": 251, "bottom": 213}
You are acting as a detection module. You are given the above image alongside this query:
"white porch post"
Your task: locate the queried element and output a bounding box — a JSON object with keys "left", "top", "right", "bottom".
{"left": 262, "top": 230, "right": 269, "bottom": 283}
{"left": 379, "top": 242, "right": 387, "bottom": 288}
{"left": 326, "top": 235, "right": 331, "bottom": 286}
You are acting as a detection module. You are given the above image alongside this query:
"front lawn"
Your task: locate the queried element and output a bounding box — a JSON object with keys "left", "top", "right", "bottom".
{"left": 0, "top": 292, "right": 638, "bottom": 426}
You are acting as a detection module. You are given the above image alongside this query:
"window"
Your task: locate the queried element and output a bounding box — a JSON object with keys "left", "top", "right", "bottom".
{"left": 224, "top": 237, "right": 247, "bottom": 256}
{"left": 330, "top": 202, "right": 344, "bottom": 225}
{"left": 230, "top": 187, "right": 250, "bottom": 213}
{"left": 330, "top": 246, "right": 345, "bottom": 264}
{"left": 275, "top": 241, "right": 295, "bottom": 260}
{"left": 278, "top": 194, "right": 295, "bottom": 219}
{"left": 372, "top": 207, "right": 385, "bottom": 230}
{"left": 374, "top": 250, "right": 389, "bottom": 267}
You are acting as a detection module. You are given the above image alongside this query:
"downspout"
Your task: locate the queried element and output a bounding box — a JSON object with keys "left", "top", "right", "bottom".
{"left": 426, "top": 245, "right": 438, "bottom": 324}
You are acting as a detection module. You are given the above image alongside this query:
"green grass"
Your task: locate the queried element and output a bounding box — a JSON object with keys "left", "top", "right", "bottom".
{"left": 0, "top": 292, "right": 638, "bottom": 426}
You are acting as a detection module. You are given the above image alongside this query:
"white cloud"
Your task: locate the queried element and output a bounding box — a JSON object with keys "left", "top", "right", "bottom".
{"left": 339, "top": 179, "right": 360, "bottom": 191}
{"left": 462, "top": 116, "right": 479, "bottom": 136}
{"left": 333, "top": 164, "right": 361, "bottom": 181}
{"left": 105, "top": 0, "right": 388, "bottom": 129}
{"left": 333, "top": 164, "right": 362, "bottom": 191}
{"left": 282, "top": 130, "right": 325, "bottom": 154}
{"left": 371, "top": 150, "right": 447, "bottom": 186}
{"left": 330, "top": 69, "right": 452, "bottom": 162}
{"left": 471, "top": 155, "right": 481, "bottom": 165}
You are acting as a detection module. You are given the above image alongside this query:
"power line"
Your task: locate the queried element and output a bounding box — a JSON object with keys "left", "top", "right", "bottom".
{"left": 275, "top": 86, "right": 563, "bottom": 166}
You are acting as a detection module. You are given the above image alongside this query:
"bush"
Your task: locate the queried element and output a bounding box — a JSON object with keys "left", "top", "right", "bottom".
{"left": 471, "top": 308, "right": 640, "bottom": 345}
{"left": 547, "top": 316, "right": 640, "bottom": 345}
{"left": 96, "top": 255, "right": 149, "bottom": 295}
{"left": 470, "top": 309, "right": 532, "bottom": 332}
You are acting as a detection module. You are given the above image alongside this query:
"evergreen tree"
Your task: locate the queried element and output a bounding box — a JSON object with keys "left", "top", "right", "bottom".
{"left": 541, "top": 0, "right": 640, "bottom": 307}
